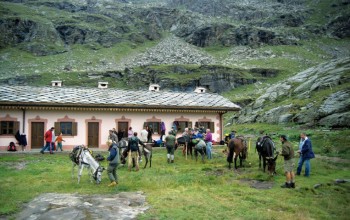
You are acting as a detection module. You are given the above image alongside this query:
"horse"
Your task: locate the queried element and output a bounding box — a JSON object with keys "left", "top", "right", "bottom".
{"left": 256, "top": 136, "right": 278, "bottom": 175}
{"left": 117, "top": 138, "right": 129, "bottom": 165}
{"left": 142, "top": 143, "right": 152, "bottom": 169}
{"left": 177, "top": 136, "right": 193, "bottom": 158}
{"left": 70, "top": 145, "right": 105, "bottom": 184}
{"left": 194, "top": 139, "right": 206, "bottom": 162}
{"left": 227, "top": 137, "right": 247, "bottom": 169}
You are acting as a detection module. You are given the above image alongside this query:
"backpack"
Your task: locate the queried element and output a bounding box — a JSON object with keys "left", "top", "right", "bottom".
{"left": 130, "top": 137, "right": 139, "bottom": 151}
{"left": 69, "top": 146, "right": 81, "bottom": 164}
{"left": 7, "top": 142, "right": 17, "bottom": 151}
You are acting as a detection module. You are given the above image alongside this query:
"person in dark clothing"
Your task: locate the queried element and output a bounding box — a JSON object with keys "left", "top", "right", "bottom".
{"left": 107, "top": 140, "right": 119, "bottom": 187}
{"left": 147, "top": 126, "right": 153, "bottom": 143}
{"left": 128, "top": 132, "right": 146, "bottom": 171}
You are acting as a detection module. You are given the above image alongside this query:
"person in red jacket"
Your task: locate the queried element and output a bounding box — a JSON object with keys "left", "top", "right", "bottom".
{"left": 40, "top": 127, "right": 55, "bottom": 154}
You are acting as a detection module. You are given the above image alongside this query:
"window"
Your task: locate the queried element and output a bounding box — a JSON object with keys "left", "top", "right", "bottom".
{"left": 173, "top": 121, "right": 192, "bottom": 133}
{"left": 0, "top": 121, "right": 19, "bottom": 135}
{"left": 55, "top": 122, "right": 77, "bottom": 136}
{"left": 144, "top": 122, "right": 161, "bottom": 134}
{"left": 195, "top": 121, "right": 214, "bottom": 132}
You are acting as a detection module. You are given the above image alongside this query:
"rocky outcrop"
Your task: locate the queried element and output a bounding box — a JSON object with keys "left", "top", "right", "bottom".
{"left": 235, "top": 57, "right": 350, "bottom": 128}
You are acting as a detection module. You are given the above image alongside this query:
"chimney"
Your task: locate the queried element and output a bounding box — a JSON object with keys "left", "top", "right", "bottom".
{"left": 194, "top": 86, "right": 206, "bottom": 93}
{"left": 149, "top": 84, "right": 160, "bottom": 92}
{"left": 51, "top": 80, "right": 62, "bottom": 87}
{"left": 98, "top": 82, "right": 108, "bottom": 89}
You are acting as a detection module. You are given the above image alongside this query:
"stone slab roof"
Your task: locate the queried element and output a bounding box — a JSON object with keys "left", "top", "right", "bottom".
{"left": 0, "top": 85, "right": 240, "bottom": 112}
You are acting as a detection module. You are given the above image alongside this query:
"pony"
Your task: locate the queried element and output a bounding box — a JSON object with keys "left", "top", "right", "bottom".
{"left": 118, "top": 138, "right": 129, "bottom": 165}
{"left": 70, "top": 145, "right": 105, "bottom": 184}
{"left": 142, "top": 143, "right": 152, "bottom": 169}
{"left": 227, "top": 137, "right": 247, "bottom": 169}
{"left": 177, "top": 136, "right": 193, "bottom": 158}
{"left": 256, "top": 136, "right": 278, "bottom": 175}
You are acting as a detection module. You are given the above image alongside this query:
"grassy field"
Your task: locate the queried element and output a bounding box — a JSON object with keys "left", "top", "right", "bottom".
{"left": 1, "top": 143, "right": 349, "bottom": 219}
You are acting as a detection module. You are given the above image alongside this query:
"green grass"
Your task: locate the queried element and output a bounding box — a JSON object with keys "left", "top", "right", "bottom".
{"left": 1, "top": 145, "right": 349, "bottom": 219}
{"left": 224, "top": 123, "right": 350, "bottom": 160}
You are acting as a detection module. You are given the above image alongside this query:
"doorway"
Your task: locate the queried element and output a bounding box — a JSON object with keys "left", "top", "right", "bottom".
{"left": 31, "top": 122, "right": 44, "bottom": 148}
{"left": 88, "top": 122, "right": 99, "bottom": 147}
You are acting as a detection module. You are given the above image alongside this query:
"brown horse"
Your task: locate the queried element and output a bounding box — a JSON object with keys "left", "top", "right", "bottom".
{"left": 227, "top": 137, "right": 247, "bottom": 169}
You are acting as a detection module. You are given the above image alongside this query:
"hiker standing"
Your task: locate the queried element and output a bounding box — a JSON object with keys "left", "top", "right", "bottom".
{"left": 107, "top": 140, "right": 119, "bottom": 187}
{"left": 280, "top": 135, "right": 295, "bottom": 188}
{"left": 296, "top": 133, "right": 315, "bottom": 177}
{"left": 165, "top": 131, "right": 177, "bottom": 163}
{"left": 128, "top": 132, "right": 145, "bottom": 171}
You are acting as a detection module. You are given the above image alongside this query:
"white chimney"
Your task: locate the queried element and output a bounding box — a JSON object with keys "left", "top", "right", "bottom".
{"left": 149, "top": 84, "right": 160, "bottom": 92}
{"left": 98, "top": 82, "right": 108, "bottom": 89}
{"left": 51, "top": 80, "right": 62, "bottom": 87}
{"left": 194, "top": 86, "right": 206, "bottom": 93}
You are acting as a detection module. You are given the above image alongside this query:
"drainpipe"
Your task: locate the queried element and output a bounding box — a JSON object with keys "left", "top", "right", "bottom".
{"left": 22, "top": 108, "right": 26, "bottom": 133}
{"left": 219, "top": 112, "right": 224, "bottom": 141}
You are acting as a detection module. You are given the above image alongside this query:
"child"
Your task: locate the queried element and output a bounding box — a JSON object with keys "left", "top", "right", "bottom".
{"left": 55, "top": 132, "right": 65, "bottom": 151}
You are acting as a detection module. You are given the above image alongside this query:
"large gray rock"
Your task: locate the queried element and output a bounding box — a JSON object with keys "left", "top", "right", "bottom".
{"left": 14, "top": 192, "right": 149, "bottom": 220}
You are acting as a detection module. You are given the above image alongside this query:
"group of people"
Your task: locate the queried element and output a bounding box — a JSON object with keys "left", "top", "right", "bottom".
{"left": 40, "top": 127, "right": 65, "bottom": 154}
{"left": 105, "top": 125, "right": 214, "bottom": 187}
{"left": 280, "top": 132, "right": 315, "bottom": 189}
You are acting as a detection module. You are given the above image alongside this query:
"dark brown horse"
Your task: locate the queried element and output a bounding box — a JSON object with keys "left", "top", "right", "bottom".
{"left": 256, "top": 136, "right": 278, "bottom": 175}
{"left": 227, "top": 137, "right": 247, "bottom": 169}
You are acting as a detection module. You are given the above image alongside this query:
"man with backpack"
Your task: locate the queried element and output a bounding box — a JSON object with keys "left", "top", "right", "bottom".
{"left": 107, "top": 140, "right": 119, "bottom": 187}
{"left": 128, "top": 132, "right": 145, "bottom": 171}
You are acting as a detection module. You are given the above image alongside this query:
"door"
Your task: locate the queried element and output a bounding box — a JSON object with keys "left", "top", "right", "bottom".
{"left": 88, "top": 122, "right": 99, "bottom": 147}
{"left": 31, "top": 122, "right": 44, "bottom": 148}
{"left": 118, "top": 122, "right": 128, "bottom": 138}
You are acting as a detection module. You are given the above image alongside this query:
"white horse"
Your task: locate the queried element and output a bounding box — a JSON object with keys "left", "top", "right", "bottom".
{"left": 70, "top": 146, "right": 105, "bottom": 184}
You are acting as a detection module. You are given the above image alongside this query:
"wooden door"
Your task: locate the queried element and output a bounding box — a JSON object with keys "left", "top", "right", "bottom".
{"left": 31, "top": 122, "right": 44, "bottom": 148}
{"left": 88, "top": 122, "right": 99, "bottom": 147}
{"left": 118, "top": 122, "right": 128, "bottom": 138}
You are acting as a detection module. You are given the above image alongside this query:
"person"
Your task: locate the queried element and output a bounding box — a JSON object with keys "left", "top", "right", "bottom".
{"left": 140, "top": 126, "right": 148, "bottom": 143}
{"left": 205, "top": 129, "right": 213, "bottom": 159}
{"left": 296, "top": 133, "right": 315, "bottom": 177}
{"left": 51, "top": 129, "right": 56, "bottom": 152}
{"left": 128, "top": 127, "right": 133, "bottom": 138}
{"left": 117, "top": 129, "right": 125, "bottom": 141}
{"left": 55, "top": 132, "right": 65, "bottom": 151}
{"left": 147, "top": 125, "right": 153, "bottom": 143}
{"left": 165, "top": 131, "right": 177, "bottom": 163}
{"left": 108, "top": 129, "right": 119, "bottom": 145}
{"left": 128, "top": 132, "right": 145, "bottom": 171}
{"left": 280, "top": 135, "right": 295, "bottom": 188}
{"left": 40, "top": 127, "right": 54, "bottom": 154}
{"left": 169, "top": 125, "right": 177, "bottom": 136}
{"left": 107, "top": 140, "right": 119, "bottom": 187}
{"left": 230, "top": 130, "right": 236, "bottom": 139}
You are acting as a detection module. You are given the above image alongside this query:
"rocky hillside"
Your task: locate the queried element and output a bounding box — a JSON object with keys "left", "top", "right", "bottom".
{"left": 0, "top": 0, "right": 349, "bottom": 128}
{"left": 233, "top": 57, "right": 350, "bottom": 128}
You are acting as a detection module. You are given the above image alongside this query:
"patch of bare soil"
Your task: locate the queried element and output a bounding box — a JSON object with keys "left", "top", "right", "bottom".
{"left": 0, "top": 161, "right": 27, "bottom": 170}
{"left": 239, "top": 179, "right": 274, "bottom": 190}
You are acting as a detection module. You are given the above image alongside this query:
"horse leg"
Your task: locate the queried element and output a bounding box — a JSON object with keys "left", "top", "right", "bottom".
{"left": 263, "top": 157, "right": 267, "bottom": 172}
{"left": 143, "top": 152, "right": 148, "bottom": 169}
{"left": 78, "top": 165, "right": 84, "bottom": 184}
{"left": 72, "top": 163, "right": 76, "bottom": 179}
{"left": 149, "top": 153, "right": 152, "bottom": 167}
{"left": 239, "top": 155, "right": 243, "bottom": 167}
{"left": 259, "top": 153, "right": 262, "bottom": 169}
{"left": 234, "top": 156, "right": 238, "bottom": 169}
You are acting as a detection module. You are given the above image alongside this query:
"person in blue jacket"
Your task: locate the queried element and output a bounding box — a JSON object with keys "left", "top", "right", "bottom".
{"left": 107, "top": 140, "right": 119, "bottom": 187}
{"left": 296, "top": 133, "right": 315, "bottom": 177}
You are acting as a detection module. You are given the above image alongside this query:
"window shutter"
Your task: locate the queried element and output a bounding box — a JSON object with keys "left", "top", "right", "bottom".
{"left": 13, "top": 121, "right": 20, "bottom": 135}
{"left": 209, "top": 122, "right": 214, "bottom": 132}
{"left": 54, "top": 122, "right": 61, "bottom": 135}
{"left": 72, "top": 122, "right": 78, "bottom": 136}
